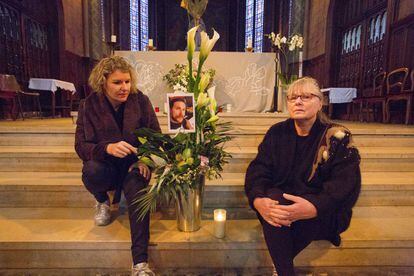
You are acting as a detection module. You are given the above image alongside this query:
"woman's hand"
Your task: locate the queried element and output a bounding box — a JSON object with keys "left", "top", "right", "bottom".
{"left": 106, "top": 141, "right": 137, "bottom": 158}
{"left": 277, "top": 193, "right": 318, "bottom": 222}
{"left": 128, "top": 162, "right": 151, "bottom": 180}
{"left": 253, "top": 197, "right": 292, "bottom": 227}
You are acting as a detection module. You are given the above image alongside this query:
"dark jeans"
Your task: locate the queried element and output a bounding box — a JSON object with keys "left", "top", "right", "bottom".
{"left": 82, "top": 160, "right": 150, "bottom": 265}
{"left": 258, "top": 188, "right": 332, "bottom": 276}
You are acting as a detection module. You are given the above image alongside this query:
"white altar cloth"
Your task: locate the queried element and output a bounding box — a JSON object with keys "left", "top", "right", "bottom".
{"left": 116, "top": 51, "right": 276, "bottom": 113}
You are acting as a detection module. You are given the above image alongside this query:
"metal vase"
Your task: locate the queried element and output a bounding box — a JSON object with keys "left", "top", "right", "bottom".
{"left": 175, "top": 174, "right": 205, "bottom": 232}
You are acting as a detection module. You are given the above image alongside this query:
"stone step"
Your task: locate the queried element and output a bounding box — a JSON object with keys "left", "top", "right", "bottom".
{"left": 1, "top": 172, "right": 413, "bottom": 210}
{"left": 0, "top": 206, "right": 413, "bottom": 272}
{"left": 0, "top": 145, "right": 413, "bottom": 172}
{"left": 2, "top": 118, "right": 414, "bottom": 147}
{"left": 4, "top": 130, "right": 414, "bottom": 148}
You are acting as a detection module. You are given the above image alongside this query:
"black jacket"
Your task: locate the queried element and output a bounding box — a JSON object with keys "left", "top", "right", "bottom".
{"left": 245, "top": 118, "right": 361, "bottom": 245}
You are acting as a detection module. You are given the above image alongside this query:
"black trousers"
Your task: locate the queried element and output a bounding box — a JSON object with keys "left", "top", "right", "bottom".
{"left": 258, "top": 188, "right": 333, "bottom": 276}
{"left": 82, "top": 159, "right": 150, "bottom": 265}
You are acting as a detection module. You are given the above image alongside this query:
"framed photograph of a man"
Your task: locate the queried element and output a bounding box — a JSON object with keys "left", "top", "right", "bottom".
{"left": 167, "top": 93, "right": 196, "bottom": 133}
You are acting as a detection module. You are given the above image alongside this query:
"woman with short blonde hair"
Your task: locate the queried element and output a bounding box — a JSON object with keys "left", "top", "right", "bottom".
{"left": 88, "top": 55, "right": 139, "bottom": 94}
{"left": 75, "top": 55, "right": 159, "bottom": 276}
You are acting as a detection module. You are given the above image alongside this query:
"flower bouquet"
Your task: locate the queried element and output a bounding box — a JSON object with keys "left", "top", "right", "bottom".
{"left": 133, "top": 26, "right": 231, "bottom": 231}
{"left": 163, "top": 63, "right": 215, "bottom": 93}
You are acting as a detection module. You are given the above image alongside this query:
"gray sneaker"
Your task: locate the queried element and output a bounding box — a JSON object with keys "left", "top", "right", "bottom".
{"left": 131, "top": 262, "right": 155, "bottom": 276}
{"left": 94, "top": 200, "right": 111, "bottom": 226}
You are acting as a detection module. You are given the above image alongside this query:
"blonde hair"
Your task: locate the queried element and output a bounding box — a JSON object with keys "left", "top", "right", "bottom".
{"left": 287, "top": 77, "right": 331, "bottom": 125}
{"left": 88, "top": 56, "right": 139, "bottom": 94}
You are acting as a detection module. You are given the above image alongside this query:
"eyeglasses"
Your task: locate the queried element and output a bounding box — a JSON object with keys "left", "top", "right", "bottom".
{"left": 287, "top": 93, "right": 320, "bottom": 102}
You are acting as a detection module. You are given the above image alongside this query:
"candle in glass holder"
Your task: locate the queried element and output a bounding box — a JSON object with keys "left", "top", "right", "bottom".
{"left": 148, "top": 39, "right": 153, "bottom": 47}
{"left": 214, "top": 209, "right": 226, "bottom": 238}
{"left": 110, "top": 35, "right": 117, "bottom": 43}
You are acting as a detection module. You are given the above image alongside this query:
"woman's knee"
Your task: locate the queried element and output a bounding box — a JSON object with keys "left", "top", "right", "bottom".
{"left": 123, "top": 170, "right": 149, "bottom": 199}
{"left": 82, "top": 161, "right": 111, "bottom": 179}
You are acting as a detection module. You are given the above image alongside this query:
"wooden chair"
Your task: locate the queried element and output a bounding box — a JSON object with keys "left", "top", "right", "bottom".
{"left": 352, "top": 72, "right": 386, "bottom": 122}
{"left": 0, "top": 74, "right": 42, "bottom": 120}
{"left": 385, "top": 68, "right": 410, "bottom": 124}
{"left": 363, "top": 71, "right": 387, "bottom": 122}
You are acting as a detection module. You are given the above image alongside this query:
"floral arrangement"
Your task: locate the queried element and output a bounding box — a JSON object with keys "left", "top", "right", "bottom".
{"left": 266, "top": 32, "right": 304, "bottom": 86}
{"left": 163, "top": 63, "right": 215, "bottom": 93}
{"left": 133, "top": 25, "right": 231, "bottom": 220}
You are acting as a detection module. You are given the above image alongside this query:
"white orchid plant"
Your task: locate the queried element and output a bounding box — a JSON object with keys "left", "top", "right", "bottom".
{"left": 266, "top": 32, "right": 304, "bottom": 85}
{"left": 133, "top": 26, "right": 231, "bottom": 220}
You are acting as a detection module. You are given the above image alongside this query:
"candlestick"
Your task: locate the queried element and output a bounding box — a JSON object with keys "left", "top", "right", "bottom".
{"left": 247, "top": 38, "right": 252, "bottom": 48}
{"left": 214, "top": 209, "right": 226, "bottom": 239}
{"left": 298, "top": 51, "right": 303, "bottom": 78}
{"left": 110, "top": 35, "right": 117, "bottom": 43}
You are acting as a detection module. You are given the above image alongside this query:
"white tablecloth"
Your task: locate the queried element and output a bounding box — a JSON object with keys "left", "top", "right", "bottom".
{"left": 321, "top": 87, "right": 357, "bottom": 104}
{"left": 29, "top": 78, "right": 76, "bottom": 94}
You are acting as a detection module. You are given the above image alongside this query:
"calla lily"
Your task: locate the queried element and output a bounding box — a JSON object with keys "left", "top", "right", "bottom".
{"left": 150, "top": 154, "right": 167, "bottom": 167}
{"left": 198, "top": 73, "right": 210, "bottom": 93}
{"left": 209, "top": 98, "right": 217, "bottom": 115}
{"left": 206, "top": 114, "right": 219, "bottom": 124}
{"left": 199, "top": 29, "right": 220, "bottom": 62}
{"left": 197, "top": 92, "right": 209, "bottom": 108}
{"left": 207, "top": 85, "right": 215, "bottom": 100}
{"left": 187, "top": 25, "right": 198, "bottom": 62}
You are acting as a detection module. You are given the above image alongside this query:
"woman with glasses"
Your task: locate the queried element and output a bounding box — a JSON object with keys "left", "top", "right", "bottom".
{"left": 245, "top": 77, "right": 361, "bottom": 276}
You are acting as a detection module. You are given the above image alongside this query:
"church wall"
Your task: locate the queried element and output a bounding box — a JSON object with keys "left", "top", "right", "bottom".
{"left": 397, "top": 0, "right": 414, "bottom": 21}
{"left": 62, "top": 0, "right": 85, "bottom": 56}
{"left": 306, "top": 0, "right": 330, "bottom": 60}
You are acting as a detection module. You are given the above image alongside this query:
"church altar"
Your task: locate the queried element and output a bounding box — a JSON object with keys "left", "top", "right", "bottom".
{"left": 116, "top": 51, "right": 276, "bottom": 113}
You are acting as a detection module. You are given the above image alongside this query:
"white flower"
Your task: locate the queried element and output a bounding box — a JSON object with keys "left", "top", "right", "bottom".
{"left": 334, "top": 130, "right": 346, "bottom": 140}
{"left": 280, "top": 36, "right": 287, "bottom": 44}
{"left": 207, "top": 85, "right": 215, "bottom": 100}
{"left": 200, "top": 29, "right": 220, "bottom": 62}
{"left": 297, "top": 36, "right": 304, "bottom": 48}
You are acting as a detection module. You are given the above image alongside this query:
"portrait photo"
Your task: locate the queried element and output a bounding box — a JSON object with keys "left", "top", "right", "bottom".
{"left": 167, "top": 93, "right": 195, "bottom": 133}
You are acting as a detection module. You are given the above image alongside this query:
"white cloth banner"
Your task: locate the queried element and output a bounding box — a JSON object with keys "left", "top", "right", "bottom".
{"left": 29, "top": 78, "right": 76, "bottom": 94}
{"left": 116, "top": 51, "right": 275, "bottom": 113}
{"left": 321, "top": 87, "right": 357, "bottom": 104}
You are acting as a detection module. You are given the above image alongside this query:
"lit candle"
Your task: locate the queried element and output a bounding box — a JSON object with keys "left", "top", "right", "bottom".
{"left": 214, "top": 209, "right": 226, "bottom": 238}
{"left": 148, "top": 39, "right": 153, "bottom": 47}
{"left": 247, "top": 38, "right": 252, "bottom": 48}
{"left": 164, "top": 102, "right": 168, "bottom": 114}
{"left": 298, "top": 51, "right": 303, "bottom": 77}
{"left": 110, "top": 35, "right": 117, "bottom": 43}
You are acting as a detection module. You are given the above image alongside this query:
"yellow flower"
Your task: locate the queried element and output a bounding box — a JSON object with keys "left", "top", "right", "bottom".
{"left": 198, "top": 73, "right": 211, "bottom": 93}
{"left": 182, "top": 148, "right": 192, "bottom": 159}
{"left": 180, "top": 0, "right": 188, "bottom": 9}
{"left": 199, "top": 29, "right": 220, "bottom": 62}
{"left": 209, "top": 98, "right": 217, "bottom": 115}
{"left": 197, "top": 92, "right": 209, "bottom": 108}
{"left": 206, "top": 114, "right": 219, "bottom": 123}
{"left": 138, "top": 137, "right": 147, "bottom": 144}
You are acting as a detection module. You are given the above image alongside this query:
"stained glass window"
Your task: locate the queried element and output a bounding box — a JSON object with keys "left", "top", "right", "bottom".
{"left": 245, "top": 0, "right": 264, "bottom": 52}
{"left": 130, "top": 0, "right": 149, "bottom": 51}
